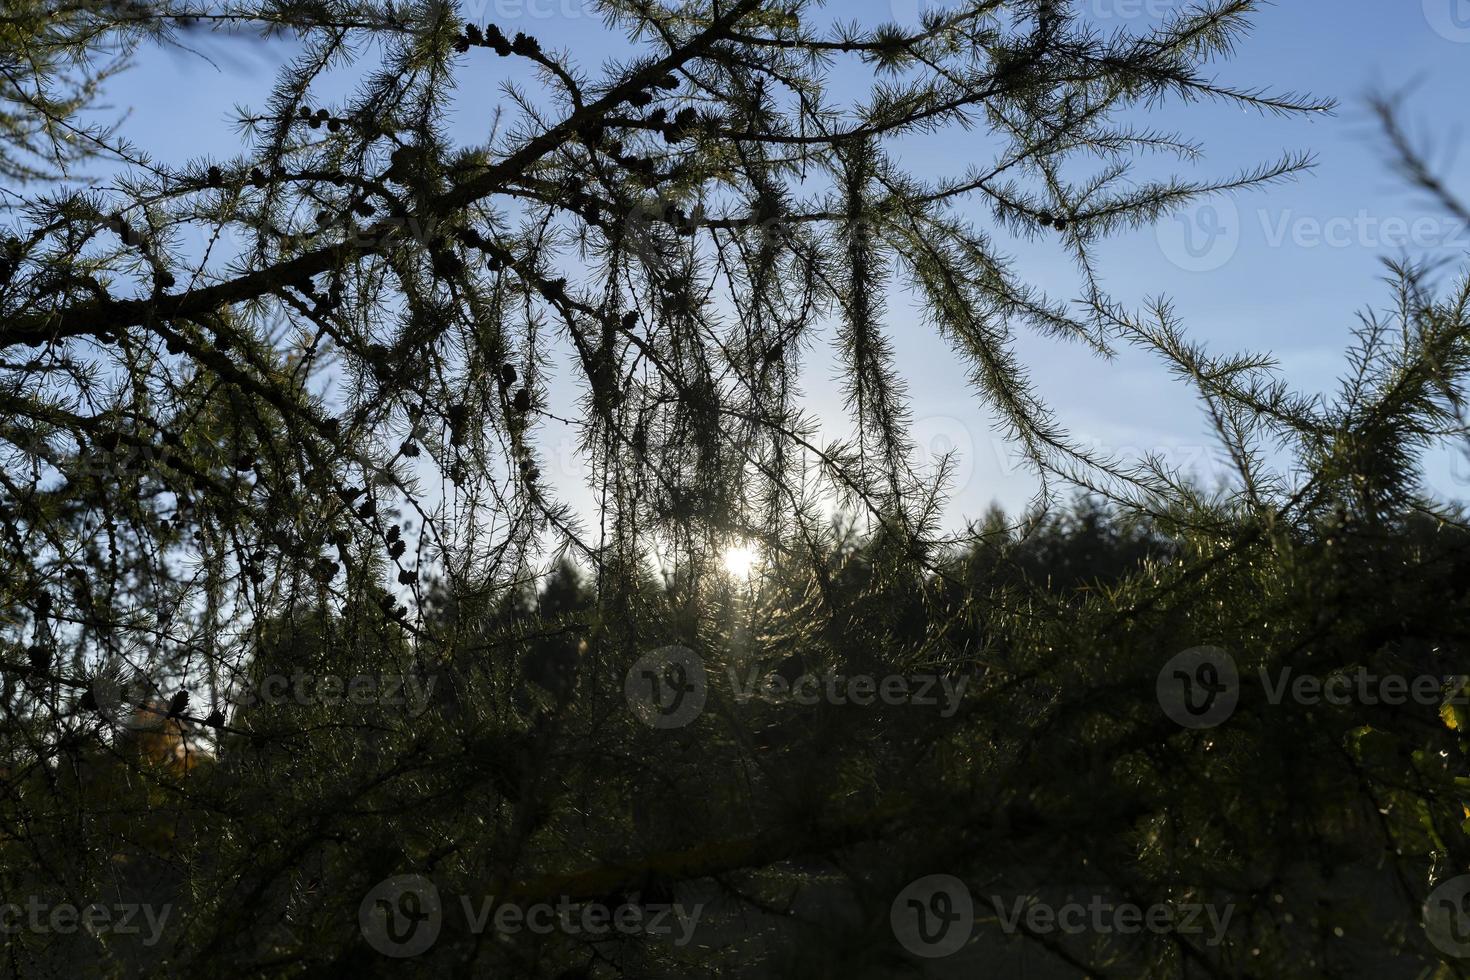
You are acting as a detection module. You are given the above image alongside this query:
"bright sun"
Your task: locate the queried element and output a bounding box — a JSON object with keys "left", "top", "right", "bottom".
{"left": 721, "top": 542, "right": 761, "bottom": 581}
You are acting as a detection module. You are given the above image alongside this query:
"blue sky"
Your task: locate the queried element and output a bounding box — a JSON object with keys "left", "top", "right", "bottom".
{"left": 92, "top": 1, "right": 1470, "bottom": 528}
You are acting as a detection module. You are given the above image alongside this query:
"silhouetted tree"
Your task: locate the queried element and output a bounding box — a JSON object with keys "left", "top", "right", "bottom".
{"left": 11, "top": 3, "right": 1470, "bottom": 979}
